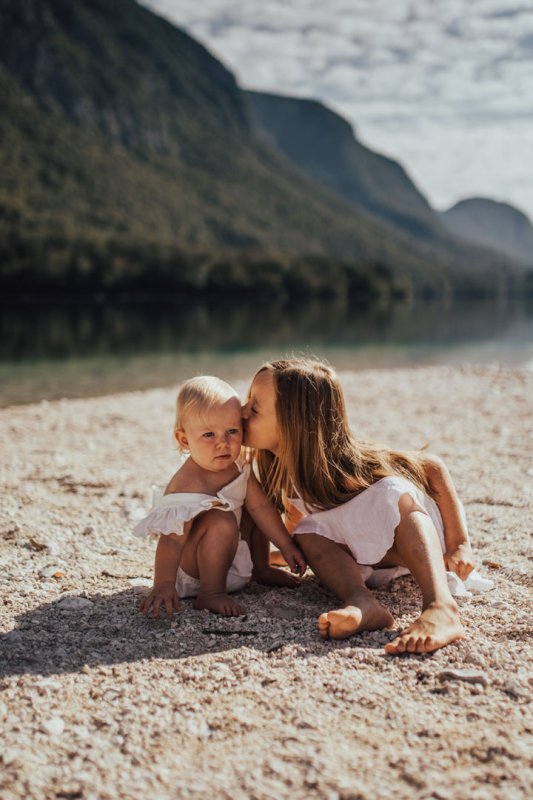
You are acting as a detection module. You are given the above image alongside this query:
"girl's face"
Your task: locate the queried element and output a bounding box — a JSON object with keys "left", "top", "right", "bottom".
{"left": 176, "top": 397, "right": 243, "bottom": 472}
{"left": 242, "top": 370, "right": 280, "bottom": 454}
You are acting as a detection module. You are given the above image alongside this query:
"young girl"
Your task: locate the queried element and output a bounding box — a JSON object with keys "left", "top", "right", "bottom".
{"left": 242, "top": 357, "right": 477, "bottom": 654}
{"left": 133, "top": 376, "right": 306, "bottom": 618}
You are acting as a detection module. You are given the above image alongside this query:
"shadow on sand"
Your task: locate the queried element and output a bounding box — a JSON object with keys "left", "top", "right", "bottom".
{"left": 0, "top": 578, "right": 404, "bottom": 678}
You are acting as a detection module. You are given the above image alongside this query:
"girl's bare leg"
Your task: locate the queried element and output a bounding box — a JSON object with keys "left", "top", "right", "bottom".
{"left": 294, "top": 533, "right": 394, "bottom": 638}
{"left": 240, "top": 509, "right": 301, "bottom": 588}
{"left": 180, "top": 509, "right": 245, "bottom": 616}
{"left": 381, "top": 494, "right": 465, "bottom": 654}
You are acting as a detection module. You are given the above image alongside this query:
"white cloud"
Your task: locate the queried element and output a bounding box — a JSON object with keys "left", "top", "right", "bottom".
{"left": 142, "top": 0, "right": 533, "bottom": 219}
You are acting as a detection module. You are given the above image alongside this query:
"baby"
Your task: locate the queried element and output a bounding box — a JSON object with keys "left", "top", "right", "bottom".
{"left": 133, "top": 376, "right": 306, "bottom": 617}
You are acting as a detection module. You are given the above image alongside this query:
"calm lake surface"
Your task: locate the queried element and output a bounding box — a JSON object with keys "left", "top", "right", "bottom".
{"left": 1, "top": 297, "right": 532, "bottom": 407}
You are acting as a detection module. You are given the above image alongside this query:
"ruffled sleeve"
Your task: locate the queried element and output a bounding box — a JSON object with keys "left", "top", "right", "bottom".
{"left": 132, "top": 492, "right": 215, "bottom": 541}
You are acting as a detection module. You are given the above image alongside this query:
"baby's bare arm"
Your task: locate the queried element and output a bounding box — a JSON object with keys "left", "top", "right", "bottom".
{"left": 153, "top": 533, "right": 183, "bottom": 583}
{"left": 140, "top": 533, "right": 183, "bottom": 618}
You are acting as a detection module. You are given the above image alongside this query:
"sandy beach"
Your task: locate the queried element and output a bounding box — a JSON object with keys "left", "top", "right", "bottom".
{"left": 1, "top": 364, "right": 532, "bottom": 800}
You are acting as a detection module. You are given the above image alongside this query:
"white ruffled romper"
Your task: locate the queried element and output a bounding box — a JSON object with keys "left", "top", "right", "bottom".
{"left": 132, "top": 460, "right": 254, "bottom": 598}
{"left": 291, "top": 475, "right": 492, "bottom": 596}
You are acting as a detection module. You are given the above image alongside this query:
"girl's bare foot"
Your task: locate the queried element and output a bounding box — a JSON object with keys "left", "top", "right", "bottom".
{"left": 253, "top": 566, "right": 301, "bottom": 588}
{"left": 194, "top": 592, "right": 245, "bottom": 616}
{"left": 318, "top": 591, "right": 394, "bottom": 640}
{"left": 384, "top": 600, "right": 465, "bottom": 655}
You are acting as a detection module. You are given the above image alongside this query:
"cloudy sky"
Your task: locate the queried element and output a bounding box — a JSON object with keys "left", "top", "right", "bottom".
{"left": 142, "top": 0, "right": 533, "bottom": 219}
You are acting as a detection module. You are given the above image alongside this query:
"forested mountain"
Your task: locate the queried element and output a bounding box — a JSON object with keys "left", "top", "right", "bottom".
{"left": 440, "top": 198, "right": 533, "bottom": 267}
{"left": 0, "top": 0, "right": 529, "bottom": 298}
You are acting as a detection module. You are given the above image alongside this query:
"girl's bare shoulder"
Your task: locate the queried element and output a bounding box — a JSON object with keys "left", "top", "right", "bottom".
{"left": 409, "top": 450, "right": 445, "bottom": 470}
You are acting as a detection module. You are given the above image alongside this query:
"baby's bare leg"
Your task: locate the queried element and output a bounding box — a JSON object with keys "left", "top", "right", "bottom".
{"left": 295, "top": 533, "right": 393, "bottom": 639}
{"left": 180, "top": 509, "right": 245, "bottom": 616}
{"left": 383, "top": 494, "right": 464, "bottom": 655}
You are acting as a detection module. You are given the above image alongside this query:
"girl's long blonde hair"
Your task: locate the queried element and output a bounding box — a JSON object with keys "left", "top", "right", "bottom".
{"left": 254, "top": 357, "right": 430, "bottom": 513}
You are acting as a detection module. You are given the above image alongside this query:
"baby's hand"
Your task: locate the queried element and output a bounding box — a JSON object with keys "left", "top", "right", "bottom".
{"left": 281, "top": 541, "right": 307, "bottom": 576}
{"left": 140, "top": 580, "right": 180, "bottom": 619}
{"left": 444, "top": 542, "right": 474, "bottom": 581}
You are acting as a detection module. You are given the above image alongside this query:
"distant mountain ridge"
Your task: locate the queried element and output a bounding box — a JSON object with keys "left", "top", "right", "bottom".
{"left": 440, "top": 198, "right": 533, "bottom": 266}
{"left": 1, "top": 0, "right": 448, "bottom": 278}
{"left": 0, "top": 0, "right": 530, "bottom": 297}
{"left": 245, "top": 90, "right": 442, "bottom": 240}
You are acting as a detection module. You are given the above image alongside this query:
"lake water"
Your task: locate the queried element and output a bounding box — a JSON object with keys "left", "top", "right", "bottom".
{"left": 1, "top": 297, "right": 532, "bottom": 407}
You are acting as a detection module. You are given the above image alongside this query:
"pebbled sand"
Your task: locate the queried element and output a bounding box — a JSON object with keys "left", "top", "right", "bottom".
{"left": 1, "top": 365, "right": 532, "bottom": 800}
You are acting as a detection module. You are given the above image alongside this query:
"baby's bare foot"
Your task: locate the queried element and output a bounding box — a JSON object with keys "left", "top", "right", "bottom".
{"left": 194, "top": 592, "right": 245, "bottom": 616}
{"left": 384, "top": 601, "right": 465, "bottom": 655}
{"left": 253, "top": 566, "right": 301, "bottom": 588}
{"left": 318, "top": 594, "right": 394, "bottom": 640}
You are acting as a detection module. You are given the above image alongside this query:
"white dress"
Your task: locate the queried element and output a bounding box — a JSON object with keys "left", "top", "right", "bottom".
{"left": 291, "top": 476, "right": 493, "bottom": 596}
{"left": 132, "top": 460, "right": 253, "bottom": 598}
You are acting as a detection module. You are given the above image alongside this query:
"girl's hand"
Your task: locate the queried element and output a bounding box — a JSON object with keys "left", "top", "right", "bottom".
{"left": 280, "top": 541, "right": 307, "bottom": 576}
{"left": 140, "top": 580, "right": 181, "bottom": 619}
{"left": 444, "top": 542, "right": 475, "bottom": 581}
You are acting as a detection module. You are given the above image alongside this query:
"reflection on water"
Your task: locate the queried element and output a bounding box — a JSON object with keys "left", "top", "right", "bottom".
{"left": 1, "top": 297, "right": 532, "bottom": 407}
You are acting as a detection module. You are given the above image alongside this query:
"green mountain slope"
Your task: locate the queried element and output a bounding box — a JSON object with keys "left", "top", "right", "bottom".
{"left": 0, "top": 0, "right": 528, "bottom": 297}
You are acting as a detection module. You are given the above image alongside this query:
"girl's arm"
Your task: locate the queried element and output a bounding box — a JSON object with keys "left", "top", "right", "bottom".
{"left": 417, "top": 452, "right": 474, "bottom": 579}
{"left": 281, "top": 488, "right": 306, "bottom": 533}
{"left": 140, "top": 533, "right": 183, "bottom": 618}
{"left": 244, "top": 473, "right": 306, "bottom": 575}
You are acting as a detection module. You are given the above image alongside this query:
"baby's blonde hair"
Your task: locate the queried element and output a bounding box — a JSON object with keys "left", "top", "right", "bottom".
{"left": 175, "top": 376, "right": 239, "bottom": 434}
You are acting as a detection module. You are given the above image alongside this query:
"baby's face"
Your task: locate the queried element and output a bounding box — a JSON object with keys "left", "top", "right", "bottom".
{"left": 179, "top": 396, "right": 243, "bottom": 473}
